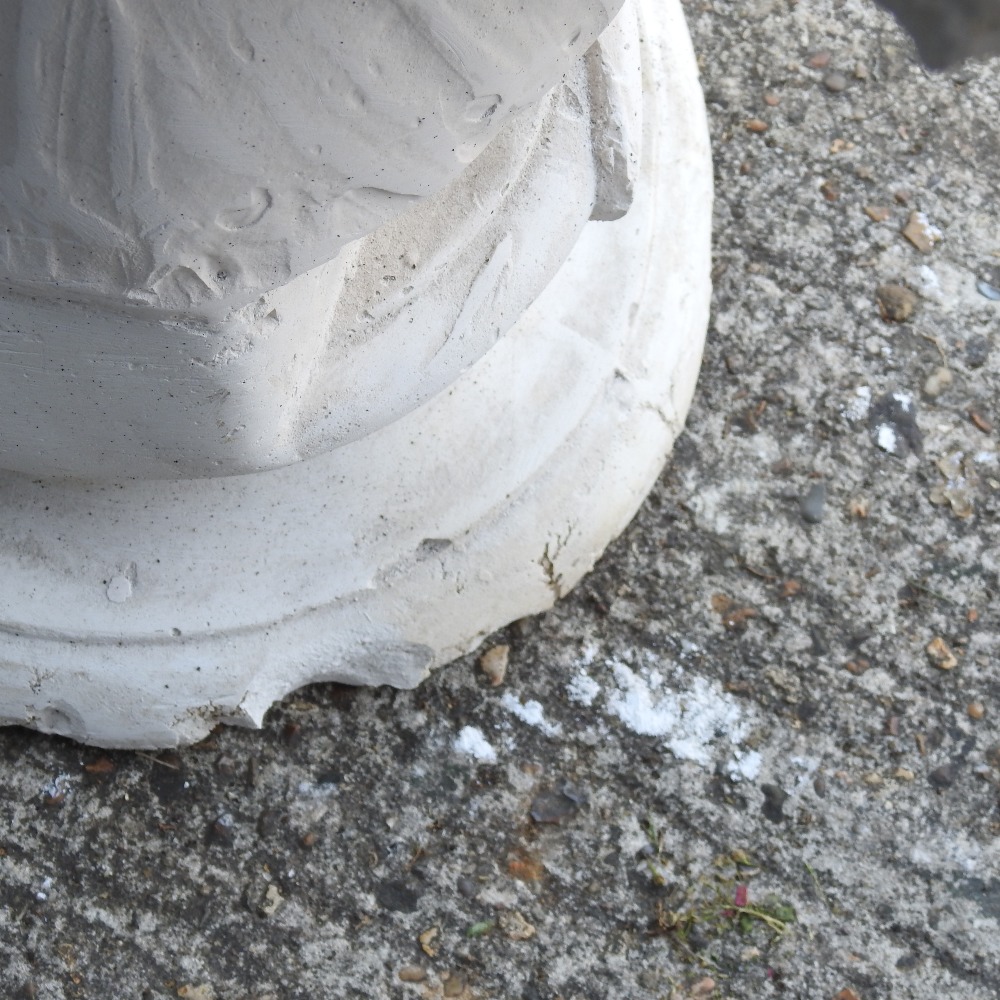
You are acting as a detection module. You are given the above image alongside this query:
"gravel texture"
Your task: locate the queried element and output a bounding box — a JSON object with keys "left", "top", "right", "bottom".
{"left": 2, "top": 2, "right": 999, "bottom": 998}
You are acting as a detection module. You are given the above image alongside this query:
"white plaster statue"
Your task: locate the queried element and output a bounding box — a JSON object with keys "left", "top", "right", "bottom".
{"left": 0, "top": 0, "right": 712, "bottom": 746}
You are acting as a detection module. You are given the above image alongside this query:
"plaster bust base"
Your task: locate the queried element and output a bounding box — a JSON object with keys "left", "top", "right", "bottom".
{"left": 0, "top": 0, "right": 711, "bottom": 747}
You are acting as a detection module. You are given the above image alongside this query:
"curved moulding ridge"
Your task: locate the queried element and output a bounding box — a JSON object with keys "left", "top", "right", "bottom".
{"left": 0, "top": 0, "right": 712, "bottom": 747}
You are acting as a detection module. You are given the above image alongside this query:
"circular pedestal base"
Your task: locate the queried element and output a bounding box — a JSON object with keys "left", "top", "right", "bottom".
{"left": 0, "top": 0, "right": 711, "bottom": 747}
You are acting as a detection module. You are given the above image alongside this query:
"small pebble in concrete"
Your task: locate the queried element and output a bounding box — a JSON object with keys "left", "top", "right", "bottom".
{"left": 969, "top": 408, "right": 994, "bottom": 433}
{"left": 800, "top": 482, "right": 827, "bottom": 523}
{"left": 498, "top": 910, "right": 536, "bottom": 941}
{"left": 208, "top": 812, "right": 235, "bottom": 846}
{"left": 833, "top": 989, "right": 861, "bottom": 1000}
{"left": 903, "top": 211, "right": 942, "bottom": 252}
{"left": 876, "top": 283, "right": 917, "bottom": 322}
{"left": 977, "top": 278, "right": 1000, "bottom": 300}
{"left": 442, "top": 972, "right": 467, "bottom": 997}
{"left": 761, "top": 783, "right": 788, "bottom": 823}
{"left": 823, "top": 71, "right": 848, "bottom": 92}
{"left": 966, "top": 335, "right": 991, "bottom": 368}
{"left": 926, "top": 636, "right": 957, "bottom": 670}
{"left": 530, "top": 784, "right": 584, "bottom": 824}
{"left": 258, "top": 883, "right": 284, "bottom": 918}
{"left": 398, "top": 967, "right": 427, "bottom": 983}
{"left": 864, "top": 204, "right": 892, "bottom": 222}
{"left": 928, "top": 763, "right": 959, "bottom": 789}
{"left": 418, "top": 927, "right": 439, "bottom": 957}
{"left": 457, "top": 877, "right": 478, "bottom": 899}
{"left": 176, "top": 987, "right": 215, "bottom": 1000}
{"left": 848, "top": 497, "right": 870, "bottom": 518}
{"left": 478, "top": 644, "right": 509, "bottom": 686}
{"left": 922, "top": 366, "right": 952, "bottom": 398}
{"left": 376, "top": 880, "right": 420, "bottom": 913}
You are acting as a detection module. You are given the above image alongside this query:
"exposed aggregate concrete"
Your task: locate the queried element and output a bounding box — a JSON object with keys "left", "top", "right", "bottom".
{"left": 1, "top": 2, "right": 998, "bottom": 998}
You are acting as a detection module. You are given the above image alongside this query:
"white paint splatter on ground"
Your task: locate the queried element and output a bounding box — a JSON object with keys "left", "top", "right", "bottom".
{"left": 917, "top": 264, "right": 942, "bottom": 300}
{"left": 517, "top": 647, "right": 762, "bottom": 777}
{"left": 913, "top": 211, "right": 942, "bottom": 246}
{"left": 500, "top": 693, "right": 563, "bottom": 737}
{"left": 606, "top": 663, "right": 748, "bottom": 767}
{"left": 727, "top": 748, "right": 763, "bottom": 782}
{"left": 845, "top": 385, "right": 871, "bottom": 422}
{"left": 877, "top": 423, "right": 899, "bottom": 454}
{"left": 453, "top": 725, "right": 498, "bottom": 763}
{"left": 566, "top": 671, "right": 601, "bottom": 707}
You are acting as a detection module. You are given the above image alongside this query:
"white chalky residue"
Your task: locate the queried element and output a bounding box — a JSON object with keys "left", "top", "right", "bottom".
{"left": 606, "top": 663, "right": 747, "bottom": 766}
{"left": 566, "top": 671, "right": 601, "bottom": 707}
{"left": 453, "top": 725, "right": 498, "bottom": 763}
{"left": 727, "top": 749, "right": 763, "bottom": 782}
{"left": 914, "top": 212, "right": 942, "bottom": 244}
{"left": 877, "top": 424, "right": 898, "bottom": 454}
{"left": 917, "top": 264, "right": 942, "bottom": 300}
{"left": 577, "top": 642, "right": 600, "bottom": 667}
{"left": 891, "top": 390, "right": 913, "bottom": 411}
{"left": 500, "top": 693, "right": 563, "bottom": 737}
{"left": 845, "top": 385, "right": 871, "bottom": 422}
{"left": 296, "top": 780, "right": 338, "bottom": 799}
{"left": 910, "top": 832, "right": 990, "bottom": 874}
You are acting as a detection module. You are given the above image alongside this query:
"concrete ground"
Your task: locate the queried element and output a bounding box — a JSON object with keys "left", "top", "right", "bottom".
{"left": 1, "top": 1, "right": 998, "bottom": 997}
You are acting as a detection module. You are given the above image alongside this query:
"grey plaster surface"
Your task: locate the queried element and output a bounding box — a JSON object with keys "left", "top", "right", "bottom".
{"left": 2, "top": 1, "right": 999, "bottom": 998}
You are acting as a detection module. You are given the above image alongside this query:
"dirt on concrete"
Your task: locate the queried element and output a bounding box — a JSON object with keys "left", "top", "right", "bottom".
{"left": 1, "top": 1, "right": 998, "bottom": 998}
